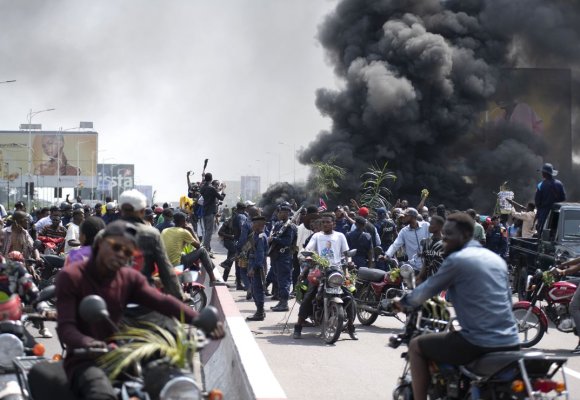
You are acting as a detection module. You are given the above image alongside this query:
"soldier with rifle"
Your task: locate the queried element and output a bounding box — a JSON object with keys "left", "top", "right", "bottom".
{"left": 246, "top": 216, "right": 269, "bottom": 321}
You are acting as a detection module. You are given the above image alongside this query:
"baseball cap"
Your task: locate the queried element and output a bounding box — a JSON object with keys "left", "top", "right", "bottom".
{"left": 358, "top": 207, "right": 369, "bottom": 217}
{"left": 99, "top": 220, "right": 138, "bottom": 245}
{"left": 244, "top": 200, "right": 256, "bottom": 207}
{"left": 119, "top": 189, "right": 147, "bottom": 211}
{"left": 106, "top": 202, "right": 116, "bottom": 210}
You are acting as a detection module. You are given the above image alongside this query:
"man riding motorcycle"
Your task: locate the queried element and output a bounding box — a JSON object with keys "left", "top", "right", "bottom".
{"left": 393, "top": 213, "right": 520, "bottom": 400}
{"left": 56, "top": 221, "right": 225, "bottom": 399}
{"left": 293, "top": 212, "right": 358, "bottom": 340}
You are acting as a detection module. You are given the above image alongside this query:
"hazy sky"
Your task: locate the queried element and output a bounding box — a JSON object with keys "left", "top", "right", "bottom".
{"left": 0, "top": 1, "right": 338, "bottom": 202}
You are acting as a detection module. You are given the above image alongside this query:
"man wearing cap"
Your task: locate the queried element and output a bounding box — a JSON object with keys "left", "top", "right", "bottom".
{"left": 346, "top": 216, "right": 373, "bottom": 269}
{"left": 246, "top": 215, "right": 269, "bottom": 321}
{"left": 233, "top": 202, "right": 250, "bottom": 290}
{"left": 386, "top": 208, "right": 430, "bottom": 272}
{"left": 118, "top": 189, "right": 185, "bottom": 301}
{"left": 156, "top": 208, "right": 175, "bottom": 233}
{"left": 56, "top": 220, "right": 224, "bottom": 399}
{"left": 268, "top": 204, "right": 297, "bottom": 312}
{"left": 334, "top": 206, "right": 353, "bottom": 235}
{"left": 535, "top": 162, "right": 566, "bottom": 232}
{"left": 349, "top": 207, "right": 381, "bottom": 250}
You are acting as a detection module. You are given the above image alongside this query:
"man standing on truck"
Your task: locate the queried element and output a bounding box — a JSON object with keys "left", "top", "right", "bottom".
{"left": 535, "top": 163, "right": 566, "bottom": 232}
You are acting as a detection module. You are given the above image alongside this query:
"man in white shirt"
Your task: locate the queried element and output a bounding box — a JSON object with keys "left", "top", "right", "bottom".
{"left": 508, "top": 200, "right": 536, "bottom": 238}
{"left": 386, "top": 208, "right": 430, "bottom": 272}
{"left": 64, "top": 209, "right": 84, "bottom": 254}
{"left": 294, "top": 213, "right": 358, "bottom": 340}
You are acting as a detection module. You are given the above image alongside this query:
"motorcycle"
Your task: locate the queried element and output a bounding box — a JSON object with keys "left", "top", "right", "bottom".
{"left": 0, "top": 286, "right": 56, "bottom": 400}
{"left": 388, "top": 266, "right": 570, "bottom": 400}
{"left": 513, "top": 267, "right": 577, "bottom": 348}
{"left": 17, "top": 295, "right": 223, "bottom": 400}
{"left": 175, "top": 264, "right": 208, "bottom": 312}
{"left": 297, "top": 249, "right": 357, "bottom": 344}
{"left": 354, "top": 258, "right": 407, "bottom": 326}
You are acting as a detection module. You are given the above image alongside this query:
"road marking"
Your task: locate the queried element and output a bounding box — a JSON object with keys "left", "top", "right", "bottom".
{"left": 564, "top": 367, "right": 580, "bottom": 380}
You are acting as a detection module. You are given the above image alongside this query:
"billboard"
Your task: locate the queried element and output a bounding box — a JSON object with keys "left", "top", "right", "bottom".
{"left": 97, "top": 164, "right": 135, "bottom": 200}
{"left": 0, "top": 131, "right": 98, "bottom": 187}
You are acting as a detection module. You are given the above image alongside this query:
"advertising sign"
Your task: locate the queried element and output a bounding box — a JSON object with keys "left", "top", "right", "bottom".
{"left": 97, "top": 164, "right": 135, "bottom": 200}
{"left": 0, "top": 131, "right": 98, "bottom": 187}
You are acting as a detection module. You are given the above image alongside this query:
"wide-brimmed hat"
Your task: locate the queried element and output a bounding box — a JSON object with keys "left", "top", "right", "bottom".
{"left": 538, "top": 163, "right": 558, "bottom": 176}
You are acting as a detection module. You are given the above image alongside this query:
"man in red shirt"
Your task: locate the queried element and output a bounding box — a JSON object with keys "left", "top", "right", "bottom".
{"left": 56, "top": 220, "right": 224, "bottom": 399}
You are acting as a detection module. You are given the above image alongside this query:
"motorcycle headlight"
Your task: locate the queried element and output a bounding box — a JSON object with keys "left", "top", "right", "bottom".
{"left": 0, "top": 333, "right": 24, "bottom": 369}
{"left": 327, "top": 272, "right": 344, "bottom": 288}
{"left": 160, "top": 376, "right": 202, "bottom": 400}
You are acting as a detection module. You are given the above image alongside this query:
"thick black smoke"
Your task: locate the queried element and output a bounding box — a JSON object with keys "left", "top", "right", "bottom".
{"left": 300, "top": 0, "right": 580, "bottom": 212}
{"left": 257, "top": 182, "right": 307, "bottom": 219}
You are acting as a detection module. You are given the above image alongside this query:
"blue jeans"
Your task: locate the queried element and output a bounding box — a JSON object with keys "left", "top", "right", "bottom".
{"left": 202, "top": 213, "right": 215, "bottom": 250}
{"left": 273, "top": 255, "right": 292, "bottom": 301}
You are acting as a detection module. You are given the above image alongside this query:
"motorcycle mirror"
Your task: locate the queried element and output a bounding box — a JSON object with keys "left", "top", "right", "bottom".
{"left": 79, "top": 295, "right": 111, "bottom": 324}
{"left": 36, "top": 285, "right": 56, "bottom": 304}
{"left": 194, "top": 305, "right": 219, "bottom": 335}
{"left": 400, "top": 264, "right": 415, "bottom": 289}
{"left": 301, "top": 251, "right": 314, "bottom": 258}
{"left": 345, "top": 249, "right": 357, "bottom": 257}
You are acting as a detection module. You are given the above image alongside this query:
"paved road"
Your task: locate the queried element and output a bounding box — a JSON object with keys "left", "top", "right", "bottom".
{"left": 32, "top": 237, "right": 580, "bottom": 399}
{"left": 209, "top": 241, "right": 580, "bottom": 400}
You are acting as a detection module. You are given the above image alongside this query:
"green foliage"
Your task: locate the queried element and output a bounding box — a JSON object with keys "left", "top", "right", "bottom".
{"left": 359, "top": 162, "right": 396, "bottom": 210}
{"left": 311, "top": 252, "right": 331, "bottom": 270}
{"left": 310, "top": 158, "right": 346, "bottom": 199}
{"left": 98, "top": 320, "right": 196, "bottom": 380}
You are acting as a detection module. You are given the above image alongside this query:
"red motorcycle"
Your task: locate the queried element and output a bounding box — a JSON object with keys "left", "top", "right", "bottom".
{"left": 513, "top": 267, "right": 577, "bottom": 347}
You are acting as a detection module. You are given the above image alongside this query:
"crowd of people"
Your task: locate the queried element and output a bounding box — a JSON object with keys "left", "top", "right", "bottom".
{"left": 0, "top": 161, "right": 571, "bottom": 400}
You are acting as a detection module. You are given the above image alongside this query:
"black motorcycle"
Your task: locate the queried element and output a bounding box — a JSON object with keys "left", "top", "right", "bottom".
{"left": 387, "top": 268, "right": 570, "bottom": 400}
{"left": 297, "top": 250, "right": 357, "bottom": 344}
{"left": 15, "top": 295, "right": 222, "bottom": 400}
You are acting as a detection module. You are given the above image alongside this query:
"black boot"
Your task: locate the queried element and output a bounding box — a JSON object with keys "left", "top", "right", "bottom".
{"left": 221, "top": 265, "right": 231, "bottom": 282}
{"left": 271, "top": 300, "right": 289, "bottom": 312}
{"left": 293, "top": 324, "right": 302, "bottom": 339}
{"left": 347, "top": 323, "right": 359, "bottom": 340}
{"left": 246, "top": 304, "right": 265, "bottom": 321}
{"left": 246, "top": 289, "right": 253, "bottom": 300}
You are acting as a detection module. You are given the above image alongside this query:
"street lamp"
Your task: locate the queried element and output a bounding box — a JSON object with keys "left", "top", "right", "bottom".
{"left": 25, "top": 108, "right": 55, "bottom": 211}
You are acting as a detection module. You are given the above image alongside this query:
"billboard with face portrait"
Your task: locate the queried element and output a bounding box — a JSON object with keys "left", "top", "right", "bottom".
{"left": 0, "top": 130, "right": 98, "bottom": 187}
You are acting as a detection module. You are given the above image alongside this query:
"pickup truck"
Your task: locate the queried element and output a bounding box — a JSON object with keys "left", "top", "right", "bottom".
{"left": 509, "top": 202, "right": 580, "bottom": 299}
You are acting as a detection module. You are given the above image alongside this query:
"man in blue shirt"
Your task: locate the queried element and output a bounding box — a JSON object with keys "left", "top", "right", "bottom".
{"left": 395, "top": 213, "right": 519, "bottom": 400}
{"left": 346, "top": 216, "right": 373, "bottom": 269}
{"left": 535, "top": 162, "right": 565, "bottom": 232}
{"left": 246, "top": 216, "right": 269, "bottom": 321}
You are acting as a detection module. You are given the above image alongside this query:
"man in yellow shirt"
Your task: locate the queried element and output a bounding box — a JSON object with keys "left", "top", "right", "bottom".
{"left": 161, "top": 212, "right": 225, "bottom": 286}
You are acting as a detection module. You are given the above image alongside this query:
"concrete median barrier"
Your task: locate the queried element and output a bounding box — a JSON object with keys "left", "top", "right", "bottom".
{"left": 198, "top": 268, "right": 287, "bottom": 400}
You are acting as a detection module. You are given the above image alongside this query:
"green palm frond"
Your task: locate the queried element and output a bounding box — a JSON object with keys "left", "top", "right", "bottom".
{"left": 98, "top": 320, "right": 197, "bottom": 380}
{"left": 310, "top": 158, "right": 346, "bottom": 199}
{"left": 359, "top": 162, "right": 396, "bottom": 210}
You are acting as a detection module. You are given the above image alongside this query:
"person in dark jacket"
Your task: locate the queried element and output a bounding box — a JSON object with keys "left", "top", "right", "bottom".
{"left": 535, "top": 163, "right": 566, "bottom": 232}
{"left": 486, "top": 215, "right": 508, "bottom": 258}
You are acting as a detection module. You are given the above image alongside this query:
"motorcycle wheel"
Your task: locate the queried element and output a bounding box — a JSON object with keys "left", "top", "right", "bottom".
{"left": 513, "top": 304, "right": 545, "bottom": 347}
{"left": 186, "top": 287, "right": 208, "bottom": 312}
{"left": 356, "top": 287, "right": 379, "bottom": 326}
{"left": 323, "top": 302, "right": 345, "bottom": 344}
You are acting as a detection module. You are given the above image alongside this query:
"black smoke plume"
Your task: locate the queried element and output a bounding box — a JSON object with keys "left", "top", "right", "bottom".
{"left": 258, "top": 182, "right": 307, "bottom": 219}
{"left": 300, "top": 0, "right": 580, "bottom": 212}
